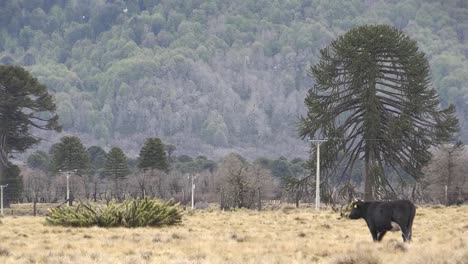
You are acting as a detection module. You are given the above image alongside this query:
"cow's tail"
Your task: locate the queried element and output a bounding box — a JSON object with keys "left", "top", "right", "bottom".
{"left": 406, "top": 204, "right": 416, "bottom": 241}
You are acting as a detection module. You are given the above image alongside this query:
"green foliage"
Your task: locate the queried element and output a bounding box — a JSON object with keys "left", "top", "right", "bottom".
{"left": 173, "top": 155, "right": 217, "bottom": 174}
{"left": 299, "top": 25, "right": 460, "bottom": 199}
{"left": 138, "top": 138, "right": 169, "bottom": 172}
{"left": 27, "top": 150, "right": 50, "bottom": 171}
{"left": 45, "top": 198, "right": 182, "bottom": 227}
{"left": 1, "top": 163, "right": 23, "bottom": 205}
{"left": 105, "top": 147, "right": 129, "bottom": 181}
{"left": 177, "top": 155, "right": 193, "bottom": 163}
{"left": 0, "top": 66, "right": 61, "bottom": 166}
{"left": 87, "top": 146, "right": 107, "bottom": 176}
{"left": 51, "top": 136, "right": 90, "bottom": 174}
{"left": 269, "top": 159, "right": 293, "bottom": 179}
{"left": 0, "top": 1, "right": 467, "bottom": 158}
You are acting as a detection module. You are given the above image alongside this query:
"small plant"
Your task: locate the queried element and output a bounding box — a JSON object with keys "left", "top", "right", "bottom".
{"left": 45, "top": 198, "right": 182, "bottom": 227}
{"left": 0, "top": 247, "right": 11, "bottom": 257}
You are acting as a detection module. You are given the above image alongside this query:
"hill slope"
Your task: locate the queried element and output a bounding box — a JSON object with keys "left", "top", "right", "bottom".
{"left": 1, "top": 0, "right": 467, "bottom": 158}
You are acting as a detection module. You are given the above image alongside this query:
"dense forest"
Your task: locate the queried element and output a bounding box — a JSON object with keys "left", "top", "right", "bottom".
{"left": 0, "top": 0, "right": 467, "bottom": 159}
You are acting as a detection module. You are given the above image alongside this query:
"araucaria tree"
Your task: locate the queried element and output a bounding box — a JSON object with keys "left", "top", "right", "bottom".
{"left": 105, "top": 147, "right": 129, "bottom": 198}
{"left": 299, "top": 25, "right": 459, "bottom": 200}
{"left": 51, "top": 136, "right": 89, "bottom": 174}
{"left": 0, "top": 66, "right": 60, "bottom": 204}
{"left": 137, "top": 137, "right": 169, "bottom": 198}
{"left": 0, "top": 66, "right": 60, "bottom": 168}
{"left": 138, "top": 138, "right": 169, "bottom": 172}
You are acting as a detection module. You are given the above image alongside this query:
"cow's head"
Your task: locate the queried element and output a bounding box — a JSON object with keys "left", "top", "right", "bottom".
{"left": 348, "top": 200, "right": 364, "bottom": 219}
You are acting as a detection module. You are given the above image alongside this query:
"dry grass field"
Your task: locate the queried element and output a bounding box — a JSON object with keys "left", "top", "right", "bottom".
{"left": 0, "top": 204, "right": 467, "bottom": 264}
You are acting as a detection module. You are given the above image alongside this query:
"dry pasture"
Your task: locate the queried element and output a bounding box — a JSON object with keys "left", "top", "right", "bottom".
{"left": 0, "top": 205, "right": 467, "bottom": 263}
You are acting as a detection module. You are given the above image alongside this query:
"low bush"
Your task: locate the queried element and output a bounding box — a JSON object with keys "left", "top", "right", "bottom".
{"left": 45, "top": 198, "right": 182, "bottom": 227}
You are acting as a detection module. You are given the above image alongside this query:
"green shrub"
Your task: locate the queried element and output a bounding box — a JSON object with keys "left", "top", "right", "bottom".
{"left": 45, "top": 198, "right": 182, "bottom": 227}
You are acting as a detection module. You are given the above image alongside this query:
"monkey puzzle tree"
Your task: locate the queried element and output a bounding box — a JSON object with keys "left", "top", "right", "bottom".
{"left": 0, "top": 66, "right": 60, "bottom": 204}
{"left": 299, "top": 25, "right": 459, "bottom": 200}
{"left": 87, "top": 145, "right": 107, "bottom": 177}
{"left": 105, "top": 147, "right": 129, "bottom": 198}
{"left": 51, "top": 136, "right": 89, "bottom": 174}
{"left": 0, "top": 66, "right": 60, "bottom": 169}
{"left": 138, "top": 138, "right": 169, "bottom": 172}
{"left": 137, "top": 137, "right": 169, "bottom": 198}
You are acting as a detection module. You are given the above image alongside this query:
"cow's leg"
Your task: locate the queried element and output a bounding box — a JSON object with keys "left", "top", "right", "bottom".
{"left": 377, "top": 230, "right": 387, "bottom": 241}
{"left": 370, "top": 229, "right": 378, "bottom": 241}
{"left": 406, "top": 206, "right": 416, "bottom": 242}
{"left": 399, "top": 224, "right": 409, "bottom": 242}
{"left": 404, "top": 227, "right": 413, "bottom": 242}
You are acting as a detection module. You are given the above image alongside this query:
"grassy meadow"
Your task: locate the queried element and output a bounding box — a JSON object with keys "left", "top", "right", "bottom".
{"left": 0, "top": 204, "right": 467, "bottom": 264}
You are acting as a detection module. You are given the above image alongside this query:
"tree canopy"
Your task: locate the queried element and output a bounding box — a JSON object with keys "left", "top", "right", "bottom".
{"left": 0, "top": 0, "right": 466, "bottom": 158}
{"left": 138, "top": 137, "right": 169, "bottom": 172}
{"left": 105, "top": 147, "right": 129, "bottom": 182}
{"left": 87, "top": 145, "right": 107, "bottom": 177}
{"left": 51, "top": 136, "right": 90, "bottom": 174}
{"left": 0, "top": 65, "right": 60, "bottom": 186}
{"left": 299, "top": 25, "right": 459, "bottom": 199}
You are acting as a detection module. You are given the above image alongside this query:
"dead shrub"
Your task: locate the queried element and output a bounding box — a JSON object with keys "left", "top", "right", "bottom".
{"left": 333, "top": 250, "right": 381, "bottom": 264}
{"left": 386, "top": 239, "right": 407, "bottom": 252}
{"left": 0, "top": 247, "right": 11, "bottom": 257}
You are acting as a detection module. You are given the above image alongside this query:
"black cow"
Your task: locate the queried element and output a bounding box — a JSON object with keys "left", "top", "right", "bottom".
{"left": 349, "top": 199, "right": 416, "bottom": 242}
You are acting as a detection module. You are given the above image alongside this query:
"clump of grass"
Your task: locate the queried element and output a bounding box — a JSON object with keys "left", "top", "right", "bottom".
{"left": 152, "top": 235, "right": 162, "bottom": 243}
{"left": 45, "top": 198, "right": 182, "bottom": 228}
{"left": 141, "top": 251, "right": 153, "bottom": 261}
{"left": 230, "top": 233, "right": 247, "bottom": 242}
{"left": 171, "top": 233, "right": 183, "bottom": 240}
{"left": 386, "top": 240, "right": 407, "bottom": 252}
{"left": 281, "top": 205, "right": 296, "bottom": 214}
{"left": 0, "top": 247, "right": 11, "bottom": 257}
{"left": 333, "top": 251, "right": 381, "bottom": 264}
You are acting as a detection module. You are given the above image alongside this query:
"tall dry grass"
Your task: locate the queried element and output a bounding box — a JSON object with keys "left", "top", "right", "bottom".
{"left": 0, "top": 205, "right": 466, "bottom": 263}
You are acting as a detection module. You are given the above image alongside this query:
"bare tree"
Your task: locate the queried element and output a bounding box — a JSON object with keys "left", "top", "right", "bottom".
{"left": 423, "top": 142, "right": 465, "bottom": 205}
{"left": 248, "top": 164, "right": 276, "bottom": 210}
{"left": 23, "top": 170, "right": 47, "bottom": 216}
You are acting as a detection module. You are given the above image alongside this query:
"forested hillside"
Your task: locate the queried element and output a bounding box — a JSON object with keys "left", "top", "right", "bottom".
{"left": 0, "top": 0, "right": 467, "bottom": 158}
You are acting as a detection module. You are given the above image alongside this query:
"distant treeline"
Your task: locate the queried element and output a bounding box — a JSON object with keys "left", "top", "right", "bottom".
{"left": 0, "top": 0, "right": 467, "bottom": 157}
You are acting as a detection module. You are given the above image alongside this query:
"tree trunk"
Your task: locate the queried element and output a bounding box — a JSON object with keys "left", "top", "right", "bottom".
{"left": 93, "top": 182, "right": 97, "bottom": 202}
{"left": 220, "top": 188, "right": 225, "bottom": 211}
{"left": 446, "top": 152, "right": 454, "bottom": 205}
{"left": 70, "top": 191, "right": 74, "bottom": 206}
{"left": 363, "top": 61, "right": 378, "bottom": 201}
{"left": 295, "top": 190, "right": 300, "bottom": 208}
{"left": 364, "top": 155, "right": 374, "bottom": 200}
{"left": 257, "top": 188, "right": 261, "bottom": 211}
{"left": 33, "top": 195, "right": 37, "bottom": 217}
{"left": 0, "top": 162, "right": 4, "bottom": 181}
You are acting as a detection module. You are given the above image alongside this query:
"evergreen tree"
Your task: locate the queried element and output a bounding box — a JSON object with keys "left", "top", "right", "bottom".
{"left": 299, "top": 25, "right": 459, "bottom": 199}
{"left": 0, "top": 162, "right": 23, "bottom": 206}
{"left": 105, "top": 147, "right": 129, "bottom": 194}
{"left": 87, "top": 146, "right": 107, "bottom": 177}
{"left": 0, "top": 65, "right": 60, "bottom": 186}
{"left": 138, "top": 138, "right": 169, "bottom": 172}
{"left": 27, "top": 150, "right": 50, "bottom": 171}
{"left": 51, "top": 136, "right": 89, "bottom": 174}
